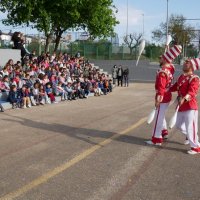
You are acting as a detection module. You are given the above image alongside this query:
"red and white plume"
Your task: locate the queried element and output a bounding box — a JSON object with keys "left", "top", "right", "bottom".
{"left": 166, "top": 35, "right": 172, "bottom": 46}
{"left": 147, "top": 108, "right": 156, "bottom": 124}
{"left": 169, "top": 106, "right": 179, "bottom": 129}
{"left": 162, "top": 45, "right": 182, "bottom": 63}
{"left": 136, "top": 39, "right": 145, "bottom": 66}
{"left": 190, "top": 58, "right": 200, "bottom": 71}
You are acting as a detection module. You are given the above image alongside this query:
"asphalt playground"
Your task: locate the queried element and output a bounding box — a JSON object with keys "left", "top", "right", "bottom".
{"left": 0, "top": 77, "right": 200, "bottom": 200}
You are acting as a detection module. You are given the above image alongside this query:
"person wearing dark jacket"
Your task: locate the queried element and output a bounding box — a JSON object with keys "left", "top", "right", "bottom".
{"left": 112, "top": 65, "right": 118, "bottom": 85}
{"left": 123, "top": 67, "right": 129, "bottom": 87}
{"left": 8, "top": 85, "right": 22, "bottom": 109}
{"left": 117, "top": 65, "right": 123, "bottom": 87}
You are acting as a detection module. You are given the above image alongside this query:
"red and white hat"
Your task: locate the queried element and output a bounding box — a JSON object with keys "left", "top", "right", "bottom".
{"left": 162, "top": 45, "right": 182, "bottom": 63}
{"left": 190, "top": 58, "right": 200, "bottom": 71}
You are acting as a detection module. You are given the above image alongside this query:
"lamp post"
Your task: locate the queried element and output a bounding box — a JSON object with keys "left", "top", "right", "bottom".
{"left": 142, "top": 14, "right": 144, "bottom": 36}
{"left": 126, "top": 0, "right": 129, "bottom": 36}
{"left": 166, "top": 0, "right": 169, "bottom": 39}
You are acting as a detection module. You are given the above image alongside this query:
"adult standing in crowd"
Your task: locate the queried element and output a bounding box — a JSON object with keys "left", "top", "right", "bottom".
{"left": 170, "top": 58, "right": 200, "bottom": 154}
{"left": 146, "top": 45, "right": 182, "bottom": 145}
{"left": 11, "top": 32, "right": 28, "bottom": 59}
{"left": 123, "top": 67, "right": 129, "bottom": 87}
{"left": 112, "top": 65, "right": 118, "bottom": 85}
{"left": 117, "top": 65, "right": 123, "bottom": 87}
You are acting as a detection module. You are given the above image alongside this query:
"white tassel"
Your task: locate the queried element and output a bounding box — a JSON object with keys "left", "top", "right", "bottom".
{"left": 136, "top": 39, "right": 145, "bottom": 66}
{"left": 166, "top": 34, "right": 172, "bottom": 46}
{"left": 147, "top": 98, "right": 177, "bottom": 125}
{"left": 164, "top": 35, "right": 172, "bottom": 52}
{"left": 169, "top": 105, "right": 179, "bottom": 129}
{"left": 147, "top": 108, "right": 156, "bottom": 124}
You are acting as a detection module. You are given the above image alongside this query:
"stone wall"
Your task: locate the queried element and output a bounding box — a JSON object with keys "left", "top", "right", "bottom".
{"left": 0, "top": 49, "right": 21, "bottom": 67}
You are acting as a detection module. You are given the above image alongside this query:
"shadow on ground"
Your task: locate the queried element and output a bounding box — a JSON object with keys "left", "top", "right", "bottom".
{"left": 2, "top": 113, "right": 186, "bottom": 154}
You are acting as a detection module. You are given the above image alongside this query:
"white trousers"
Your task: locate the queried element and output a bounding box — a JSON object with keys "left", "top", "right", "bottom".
{"left": 176, "top": 110, "right": 200, "bottom": 148}
{"left": 152, "top": 103, "right": 169, "bottom": 138}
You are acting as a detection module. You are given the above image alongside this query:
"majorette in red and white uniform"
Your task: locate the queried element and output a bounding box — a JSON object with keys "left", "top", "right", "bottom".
{"left": 153, "top": 64, "right": 175, "bottom": 139}
{"left": 155, "top": 63, "right": 175, "bottom": 103}
{"left": 170, "top": 58, "right": 200, "bottom": 154}
{"left": 146, "top": 45, "right": 182, "bottom": 145}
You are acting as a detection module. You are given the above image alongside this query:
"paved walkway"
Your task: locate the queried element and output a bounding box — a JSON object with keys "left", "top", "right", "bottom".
{"left": 0, "top": 83, "right": 200, "bottom": 200}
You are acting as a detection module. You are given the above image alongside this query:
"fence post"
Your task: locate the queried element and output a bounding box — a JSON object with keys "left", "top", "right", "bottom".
{"left": 122, "top": 46, "right": 124, "bottom": 60}
{"left": 83, "top": 44, "right": 86, "bottom": 57}
{"left": 96, "top": 45, "right": 98, "bottom": 59}
{"left": 108, "top": 44, "right": 111, "bottom": 60}
{"left": 38, "top": 33, "right": 41, "bottom": 55}
{"left": 71, "top": 43, "right": 73, "bottom": 55}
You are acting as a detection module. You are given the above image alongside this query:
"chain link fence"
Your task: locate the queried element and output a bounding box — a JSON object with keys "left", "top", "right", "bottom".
{"left": 0, "top": 39, "right": 198, "bottom": 62}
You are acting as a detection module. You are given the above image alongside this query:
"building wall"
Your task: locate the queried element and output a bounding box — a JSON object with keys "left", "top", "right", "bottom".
{"left": 0, "top": 49, "right": 21, "bottom": 67}
{"left": 0, "top": 34, "right": 11, "bottom": 41}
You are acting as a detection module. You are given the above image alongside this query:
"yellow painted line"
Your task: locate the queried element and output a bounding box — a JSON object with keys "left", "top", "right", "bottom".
{"left": 0, "top": 117, "right": 147, "bottom": 200}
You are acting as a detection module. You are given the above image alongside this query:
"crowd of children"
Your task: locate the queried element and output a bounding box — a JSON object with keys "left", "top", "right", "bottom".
{"left": 0, "top": 51, "right": 113, "bottom": 111}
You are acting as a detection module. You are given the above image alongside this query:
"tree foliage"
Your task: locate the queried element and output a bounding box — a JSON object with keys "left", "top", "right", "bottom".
{"left": 145, "top": 43, "right": 164, "bottom": 61}
{"left": 152, "top": 14, "right": 196, "bottom": 46}
{"left": 0, "top": 0, "right": 118, "bottom": 52}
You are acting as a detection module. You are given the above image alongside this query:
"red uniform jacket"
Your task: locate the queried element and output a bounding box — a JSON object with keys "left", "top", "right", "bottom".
{"left": 155, "top": 64, "right": 175, "bottom": 103}
{"left": 170, "top": 74, "right": 199, "bottom": 111}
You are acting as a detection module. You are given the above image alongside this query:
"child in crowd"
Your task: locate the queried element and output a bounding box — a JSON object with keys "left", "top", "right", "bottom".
{"left": 98, "top": 80, "right": 107, "bottom": 95}
{"left": 65, "top": 81, "right": 76, "bottom": 100}
{"left": 19, "top": 85, "right": 31, "bottom": 108}
{"left": 8, "top": 85, "right": 22, "bottom": 109}
{"left": 50, "top": 73, "right": 58, "bottom": 95}
{"left": 38, "top": 84, "right": 46, "bottom": 105}
{"left": 0, "top": 73, "right": 6, "bottom": 92}
{"left": 27, "top": 87, "right": 36, "bottom": 106}
{"left": 56, "top": 81, "right": 67, "bottom": 101}
{"left": 109, "top": 79, "right": 113, "bottom": 92}
{"left": 32, "top": 82, "right": 40, "bottom": 105}
{"left": 94, "top": 81, "right": 101, "bottom": 96}
{"left": 2, "top": 75, "right": 10, "bottom": 92}
{"left": 76, "top": 81, "right": 86, "bottom": 99}
{"left": 12, "top": 74, "right": 23, "bottom": 89}
{"left": 45, "top": 82, "right": 57, "bottom": 103}
{"left": 104, "top": 79, "right": 109, "bottom": 94}
{"left": 0, "top": 75, "right": 5, "bottom": 111}
{"left": 23, "top": 73, "right": 33, "bottom": 89}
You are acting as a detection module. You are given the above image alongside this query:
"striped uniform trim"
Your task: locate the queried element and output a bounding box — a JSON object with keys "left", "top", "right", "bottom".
{"left": 189, "top": 75, "right": 199, "bottom": 83}
{"left": 157, "top": 68, "right": 173, "bottom": 86}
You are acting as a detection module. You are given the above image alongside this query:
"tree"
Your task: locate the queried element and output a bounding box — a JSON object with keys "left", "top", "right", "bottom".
{"left": 78, "top": 0, "right": 118, "bottom": 39}
{"left": 123, "top": 33, "right": 143, "bottom": 55}
{"left": 152, "top": 14, "right": 196, "bottom": 47}
{"left": 0, "top": 0, "right": 53, "bottom": 52}
{"left": 145, "top": 43, "right": 164, "bottom": 61}
{"left": 0, "top": 0, "right": 118, "bottom": 53}
{"left": 196, "top": 30, "right": 200, "bottom": 56}
{"left": 48, "top": 0, "right": 119, "bottom": 51}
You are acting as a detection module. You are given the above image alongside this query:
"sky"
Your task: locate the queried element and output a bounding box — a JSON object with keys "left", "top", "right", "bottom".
{"left": 1, "top": 0, "right": 200, "bottom": 44}
{"left": 114, "top": 0, "right": 200, "bottom": 43}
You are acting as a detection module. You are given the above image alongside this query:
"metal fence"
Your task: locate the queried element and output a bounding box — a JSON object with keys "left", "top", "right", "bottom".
{"left": 65, "top": 42, "right": 140, "bottom": 60}
{"left": 24, "top": 41, "right": 141, "bottom": 60}
{"left": 1, "top": 39, "right": 197, "bottom": 61}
